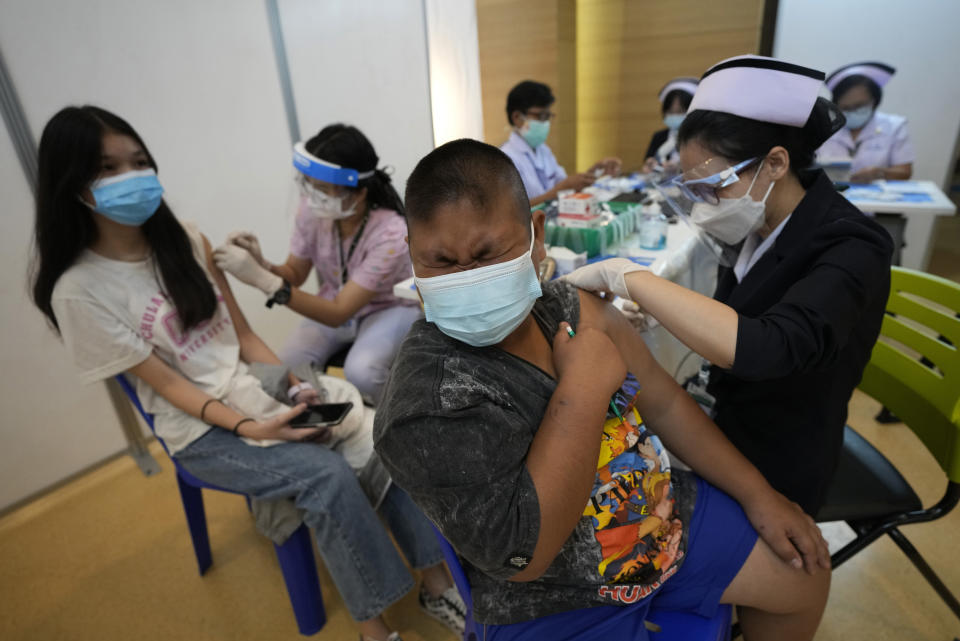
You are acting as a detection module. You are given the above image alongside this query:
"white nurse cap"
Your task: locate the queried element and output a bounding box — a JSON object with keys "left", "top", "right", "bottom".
{"left": 658, "top": 77, "right": 699, "bottom": 104}
{"left": 688, "top": 55, "right": 826, "bottom": 128}
{"left": 825, "top": 61, "right": 896, "bottom": 91}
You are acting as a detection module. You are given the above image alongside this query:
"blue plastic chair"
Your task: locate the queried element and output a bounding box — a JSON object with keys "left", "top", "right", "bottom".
{"left": 431, "top": 526, "right": 731, "bottom": 641}
{"left": 433, "top": 526, "right": 733, "bottom": 641}
{"left": 114, "top": 375, "right": 326, "bottom": 636}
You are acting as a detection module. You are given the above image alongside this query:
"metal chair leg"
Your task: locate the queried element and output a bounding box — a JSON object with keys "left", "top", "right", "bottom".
{"left": 887, "top": 527, "right": 960, "bottom": 621}
{"left": 830, "top": 522, "right": 886, "bottom": 569}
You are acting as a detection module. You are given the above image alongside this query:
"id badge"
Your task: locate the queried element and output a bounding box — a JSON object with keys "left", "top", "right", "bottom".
{"left": 333, "top": 317, "right": 358, "bottom": 342}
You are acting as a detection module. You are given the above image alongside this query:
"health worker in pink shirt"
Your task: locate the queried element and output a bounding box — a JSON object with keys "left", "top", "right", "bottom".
{"left": 216, "top": 125, "right": 420, "bottom": 405}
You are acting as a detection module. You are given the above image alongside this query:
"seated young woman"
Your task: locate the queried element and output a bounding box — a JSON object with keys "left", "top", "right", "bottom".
{"left": 29, "top": 105, "right": 465, "bottom": 641}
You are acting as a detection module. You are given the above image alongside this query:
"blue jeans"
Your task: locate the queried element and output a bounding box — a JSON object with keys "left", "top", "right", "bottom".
{"left": 175, "top": 427, "right": 443, "bottom": 622}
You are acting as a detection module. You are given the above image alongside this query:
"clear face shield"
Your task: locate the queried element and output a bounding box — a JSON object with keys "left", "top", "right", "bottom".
{"left": 287, "top": 141, "right": 372, "bottom": 222}
{"left": 655, "top": 156, "right": 763, "bottom": 266}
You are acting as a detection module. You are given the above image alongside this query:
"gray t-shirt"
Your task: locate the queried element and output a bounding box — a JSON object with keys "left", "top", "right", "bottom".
{"left": 374, "top": 281, "right": 696, "bottom": 624}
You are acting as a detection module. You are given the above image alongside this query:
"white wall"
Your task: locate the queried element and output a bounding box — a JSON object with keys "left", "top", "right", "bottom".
{"left": 424, "top": 0, "right": 485, "bottom": 145}
{"left": 0, "top": 0, "right": 449, "bottom": 509}
{"left": 774, "top": 0, "right": 960, "bottom": 187}
{"left": 279, "top": 0, "right": 434, "bottom": 199}
{"left": 0, "top": 115, "right": 131, "bottom": 510}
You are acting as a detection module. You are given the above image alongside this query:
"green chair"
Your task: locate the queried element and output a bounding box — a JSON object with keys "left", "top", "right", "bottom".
{"left": 816, "top": 266, "right": 960, "bottom": 620}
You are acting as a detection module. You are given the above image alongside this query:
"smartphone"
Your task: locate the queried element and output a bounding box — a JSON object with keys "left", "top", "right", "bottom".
{"left": 290, "top": 402, "right": 354, "bottom": 428}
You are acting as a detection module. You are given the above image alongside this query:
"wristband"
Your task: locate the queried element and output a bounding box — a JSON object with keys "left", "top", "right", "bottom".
{"left": 200, "top": 398, "right": 221, "bottom": 423}
{"left": 232, "top": 417, "right": 255, "bottom": 437}
{"left": 287, "top": 381, "right": 314, "bottom": 400}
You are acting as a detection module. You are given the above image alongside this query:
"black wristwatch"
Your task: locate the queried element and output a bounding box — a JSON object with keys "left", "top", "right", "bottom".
{"left": 266, "top": 279, "right": 292, "bottom": 308}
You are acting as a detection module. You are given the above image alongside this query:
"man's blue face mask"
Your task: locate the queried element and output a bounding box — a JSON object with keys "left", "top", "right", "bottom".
{"left": 414, "top": 223, "right": 542, "bottom": 347}
{"left": 87, "top": 169, "right": 164, "bottom": 226}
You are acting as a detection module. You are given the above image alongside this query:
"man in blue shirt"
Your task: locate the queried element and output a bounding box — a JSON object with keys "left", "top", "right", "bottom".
{"left": 500, "top": 80, "right": 621, "bottom": 206}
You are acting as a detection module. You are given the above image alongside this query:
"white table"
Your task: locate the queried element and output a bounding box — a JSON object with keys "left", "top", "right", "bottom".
{"left": 841, "top": 180, "right": 956, "bottom": 271}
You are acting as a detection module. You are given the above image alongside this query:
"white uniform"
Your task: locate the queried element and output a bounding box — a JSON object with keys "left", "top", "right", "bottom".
{"left": 816, "top": 111, "right": 915, "bottom": 174}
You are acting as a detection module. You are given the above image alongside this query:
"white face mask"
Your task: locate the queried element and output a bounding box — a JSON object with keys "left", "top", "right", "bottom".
{"left": 689, "top": 161, "right": 775, "bottom": 245}
{"left": 301, "top": 182, "right": 357, "bottom": 220}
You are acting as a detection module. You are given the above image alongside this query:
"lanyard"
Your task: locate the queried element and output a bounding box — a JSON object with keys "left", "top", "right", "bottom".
{"left": 337, "top": 211, "right": 370, "bottom": 285}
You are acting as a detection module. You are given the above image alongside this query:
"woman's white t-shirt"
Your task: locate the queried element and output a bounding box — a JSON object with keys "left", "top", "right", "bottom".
{"left": 51, "top": 221, "right": 288, "bottom": 454}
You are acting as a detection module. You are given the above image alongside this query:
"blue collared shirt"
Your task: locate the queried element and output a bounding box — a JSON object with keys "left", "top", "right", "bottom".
{"left": 500, "top": 130, "right": 567, "bottom": 199}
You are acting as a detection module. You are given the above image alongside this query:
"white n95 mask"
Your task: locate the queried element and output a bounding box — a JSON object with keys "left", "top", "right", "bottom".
{"left": 301, "top": 182, "right": 357, "bottom": 220}
{"left": 415, "top": 224, "right": 542, "bottom": 347}
{"left": 689, "top": 162, "right": 774, "bottom": 245}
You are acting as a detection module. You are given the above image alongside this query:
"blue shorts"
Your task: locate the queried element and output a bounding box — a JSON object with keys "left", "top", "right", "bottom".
{"left": 481, "top": 476, "right": 758, "bottom": 641}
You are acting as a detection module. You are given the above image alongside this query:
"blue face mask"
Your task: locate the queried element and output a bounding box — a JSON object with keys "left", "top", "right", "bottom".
{"left": 88, "top": 169, "right": 164, "bottom": 226}
{"left": 415, "top": 225, "right": 542, "bottom": 347}
{"left": 843, "top": 105, "right": 873, "bottom": 131}
{"left": 519, "top": 119, "right": 550, "bottom": 149}
{"left": 663, "top": 114, "right": 685, "bottom": 131}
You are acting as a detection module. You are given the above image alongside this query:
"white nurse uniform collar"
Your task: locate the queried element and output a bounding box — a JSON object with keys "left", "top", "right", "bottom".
{"left": 658, "top": 77, "right": 699, "bottom": 104}
{"left": 688, "top": 54, "right": 825, "bottom": 127}
{"left": 293, "top": 141, "right": 375, "bottom": 187}
{"left": 825, "top": 61, "right": 895, "bottom": 92}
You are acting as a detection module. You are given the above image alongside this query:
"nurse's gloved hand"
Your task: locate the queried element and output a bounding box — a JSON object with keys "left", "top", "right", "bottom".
{"left": 618, "top": 300, "right": 655, "bottom": 332}
{"left": 226, "top": 230, "right": 271, "bottom": 270}
{"left": 213, "top": 243, "right": 283, "bottom": 296}
{"left": 742, "top": 489, "right": 831, "bottom": 574}
{"left": 563, "top": 258, "right": 649, "bottom": 301}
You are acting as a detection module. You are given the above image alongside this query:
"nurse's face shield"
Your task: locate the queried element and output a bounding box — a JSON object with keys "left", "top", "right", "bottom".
{"left": 290, "top": 141, "right": 373, "bottom": 219}
{"left": 655, "top": 156, "right": 760, "bottom": 267}
{"left": 667, "top": 156, "right": 760, "bottom": 206}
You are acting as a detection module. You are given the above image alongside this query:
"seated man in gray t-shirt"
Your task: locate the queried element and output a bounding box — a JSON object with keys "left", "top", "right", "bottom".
{"left": 374, "top": 140, "right": 831, "bottom": 640}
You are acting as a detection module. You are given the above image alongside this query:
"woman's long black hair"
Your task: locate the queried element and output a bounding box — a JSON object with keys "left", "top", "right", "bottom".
{"left": 31, "top": 105, "right": 217, "bottom": 332}
{"left": 305, "top": 124, "right": 405, "bottom": 215}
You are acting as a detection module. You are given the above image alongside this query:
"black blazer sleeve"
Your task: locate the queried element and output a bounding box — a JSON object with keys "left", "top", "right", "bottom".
{"left": 731, "top": 218, "right": 893, "bottom": 381}
{"left": 645, "top": 129, "right": 669, "bottom": 160}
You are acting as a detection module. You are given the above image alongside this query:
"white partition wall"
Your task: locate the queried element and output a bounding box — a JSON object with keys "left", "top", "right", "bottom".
{"left": 0, "top": 0, "right": 479, "bottom": 510}
{"left": 278, "top": 0, "right": 435, "bottom": 198}
{"left": 0, "top": 114, "right": 132, "bottom": 510}
{"left": 774, "top": 0, "right": 960, "bottom": 188}
{"left": 0, "top": 0, "right": 299, "bottom": 510}
{"left": 424, "top": 0, "right": 485, "bottom": 145}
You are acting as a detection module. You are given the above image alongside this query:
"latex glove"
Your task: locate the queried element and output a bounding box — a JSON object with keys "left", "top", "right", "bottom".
{"left": 618, "top": 299, "right": 656, "bottom": 332}
{"left": 563, "top": 258, "right": 649, "bottom": 300}
{"left": 213, "top": 243, "right": 283, "bottom": 295}
{"left": 226, "top": 230, "right": 271, "bottom": 270}
{"left": 288, "top": 381, "right": 325, "bottom": 406}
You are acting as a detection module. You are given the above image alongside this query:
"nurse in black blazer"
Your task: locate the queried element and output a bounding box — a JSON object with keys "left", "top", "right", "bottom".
{"left": 567, "top": 55, "right": 894, "bottom": 516}
{"left": 642, "top": 77, "right": 698, "bottom": 172}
